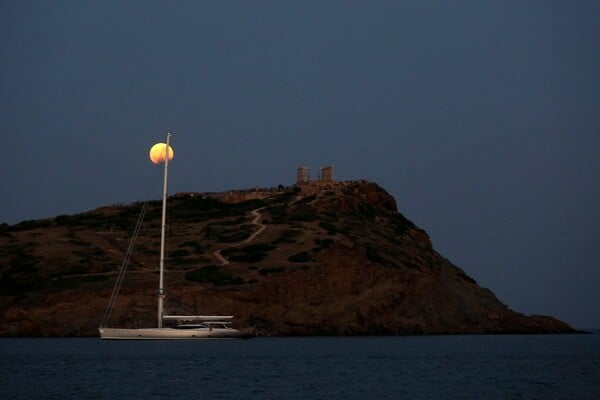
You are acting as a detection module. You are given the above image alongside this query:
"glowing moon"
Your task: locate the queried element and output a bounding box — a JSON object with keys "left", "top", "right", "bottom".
{"left": 149, "top": 143, "right": 174, "bottom": 164}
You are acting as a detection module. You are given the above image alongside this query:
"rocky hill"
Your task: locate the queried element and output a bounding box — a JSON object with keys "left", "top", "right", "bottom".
{"left": 0, "top": 181, "right": 575, "bottom": 336}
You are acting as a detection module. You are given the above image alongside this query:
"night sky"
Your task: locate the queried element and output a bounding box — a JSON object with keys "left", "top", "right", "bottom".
{"left": 1, "top": 1, "right": 598, "bottom": 329}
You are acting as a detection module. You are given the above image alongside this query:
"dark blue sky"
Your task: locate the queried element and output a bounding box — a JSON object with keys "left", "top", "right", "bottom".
{"left": 1, "top": 1, "right": 599, "bottom": 328}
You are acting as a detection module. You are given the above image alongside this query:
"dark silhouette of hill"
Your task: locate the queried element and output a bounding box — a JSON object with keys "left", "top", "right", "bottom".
{"left": 0, "top": 181, "right": 576, "bottom": 336}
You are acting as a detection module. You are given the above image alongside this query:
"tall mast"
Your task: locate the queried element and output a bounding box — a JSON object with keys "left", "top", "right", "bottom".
{"left": 157, "top": 132, "right": 171, "bottom": 328}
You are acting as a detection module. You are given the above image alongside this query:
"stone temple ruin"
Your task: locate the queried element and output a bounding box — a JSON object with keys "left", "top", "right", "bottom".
{"left": 296, "top": 165, "right": 334, "bottom": 184}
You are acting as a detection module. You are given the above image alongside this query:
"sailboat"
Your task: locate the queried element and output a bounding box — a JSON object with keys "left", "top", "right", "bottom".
{"left": 99, "top": 132, "right": 251, "bottom": 339}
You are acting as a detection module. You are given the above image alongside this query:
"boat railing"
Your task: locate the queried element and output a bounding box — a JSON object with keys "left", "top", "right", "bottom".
{"left": 163, "top": 315, "right": 234, "bottom": 322}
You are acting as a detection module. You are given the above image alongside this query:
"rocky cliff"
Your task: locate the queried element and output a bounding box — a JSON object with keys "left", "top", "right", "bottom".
{"left": 0, "top": 181, "right": 575, "bottom": 336}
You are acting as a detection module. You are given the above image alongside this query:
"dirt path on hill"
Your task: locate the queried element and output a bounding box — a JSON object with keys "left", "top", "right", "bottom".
{"left": 213, "top": 207, "right": 266, "bottom": 265}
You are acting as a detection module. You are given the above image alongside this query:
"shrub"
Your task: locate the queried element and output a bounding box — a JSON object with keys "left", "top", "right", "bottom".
{"left": 267, "top": 205, "right": 287, "bottom": 224}
{"left": 0, "top": 273, "right": 44, "bottom": 294}
{"left": 240, "top": 243, "right": 275, "bottom": 253}
{"left": 8, "top": 248, "right": 38, "bottom": 272}
{"left": 259, "top": 267, "right": 285, "bottom": 276}
{"left": 229, "top": 252, "right": 267, "bottom": 263}
{"left": 222, "top": 243, "right": 274, "bottom": 263}
{"left": 318, "top": 221, "right": 338, "bottom": 235}
{"left": 0, "top": 223, "right": 10, "bottom": 237}
{"left": 170, "top": 249, "right": 190, "bottom": 258}
{"left": 313, "top": 238, "right": 334, "bottom": 252}
{"left": 366, "top": 244, "right": 400, "bottom": 269}
{"left": 55, "top": 215, "right": 72, "bottom": 225}
{"left": 179, "top": 240, "right": 203, "bottom": 252}
{"left": 457, "top": 270, "right": 477, "bottom": 284}
{"left": 295, "top": 194, "right": 316, "bottom": 204}
{"left": 272, "top": 229, "right": 301, "bottom": 244}
{"left": 219, "top": 226, "right": 254, "bottom": 243}
{"left": 203, "top": 224, "right": 253, "bottom": 243}
{"left": 11, "top": 219, "right": 51, "bottom": 231}
{"left": 55, "top": 274, "right": 109, "bottom": 289}
{"left": 288, "top": 251, "right": 313, "bottom": 263}
{"left": 366, "top": 244, "right": 385, "bottom": 264}
{"left": 185, "top": 265, "right": 245, "bottom": 286}
{"left": 391, "top": 213, "right": 415, "bottom": 235}
{"left": 288, "top": 206, "right": 318, "bottom": 222}
{"left": 359, "top": 203, "right": 377, "bottom": 219}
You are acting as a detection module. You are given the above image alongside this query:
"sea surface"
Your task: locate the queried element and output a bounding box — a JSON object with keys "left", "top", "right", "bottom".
{"left": 1, "top": 335, "right": 599, "bottom": 399}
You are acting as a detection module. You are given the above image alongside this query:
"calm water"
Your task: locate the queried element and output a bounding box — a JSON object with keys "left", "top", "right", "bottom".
{"left": 1, "top": 335, "right": 599, "bottom": 399}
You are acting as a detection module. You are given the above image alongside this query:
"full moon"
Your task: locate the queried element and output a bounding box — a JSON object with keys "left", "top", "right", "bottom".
{"left": 149, "top": 143, "right": 174, "bottom": 164}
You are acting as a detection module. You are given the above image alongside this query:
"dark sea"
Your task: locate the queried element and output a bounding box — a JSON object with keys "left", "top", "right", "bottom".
{"left": 1, "top": 335, "right": 599, "bottom": 399}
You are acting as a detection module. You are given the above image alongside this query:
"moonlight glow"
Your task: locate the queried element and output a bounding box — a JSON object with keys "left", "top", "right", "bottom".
{"left": 149, "top": 143, "right": 174, "bottom": 164}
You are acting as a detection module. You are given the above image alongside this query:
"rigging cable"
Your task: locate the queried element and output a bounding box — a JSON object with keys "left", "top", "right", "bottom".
{"left": 100, "top": 200, "right": 149, "bottom": 327}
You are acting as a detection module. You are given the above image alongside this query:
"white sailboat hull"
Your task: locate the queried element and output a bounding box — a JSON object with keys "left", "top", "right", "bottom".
{"left": 99, "top": 327, "right": 251, "bottom": 340}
